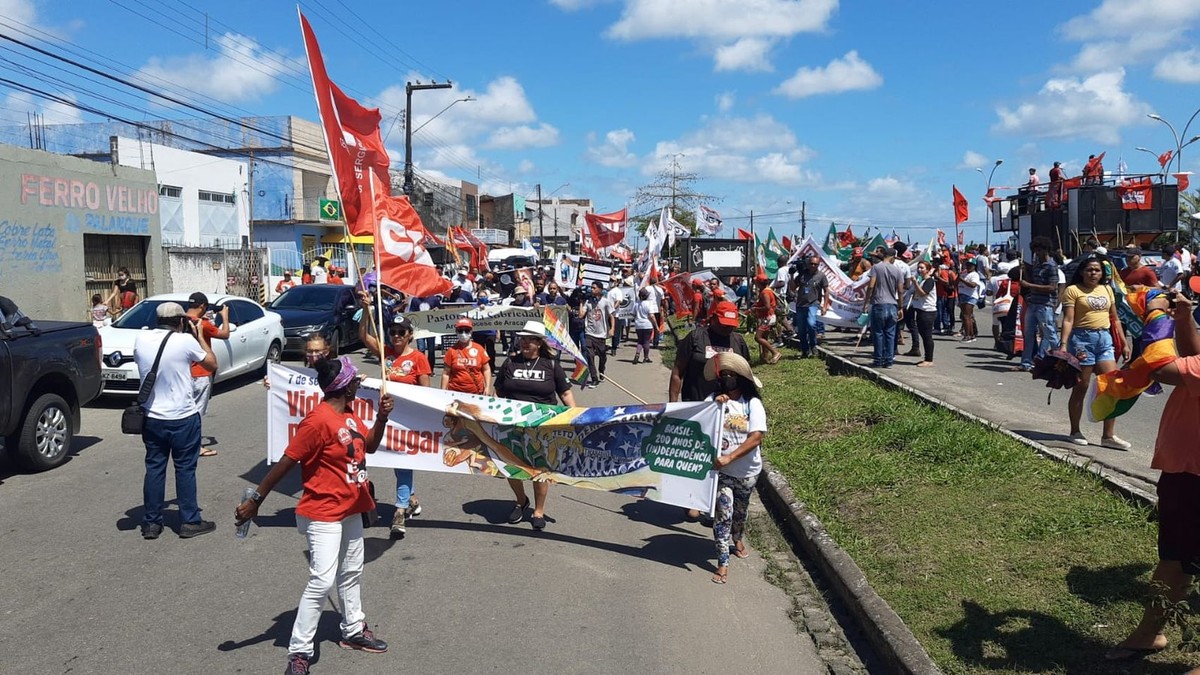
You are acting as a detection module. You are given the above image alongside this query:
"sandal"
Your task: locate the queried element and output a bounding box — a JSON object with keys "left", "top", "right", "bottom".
{"left": 768, "top": 353, "right": 783, "bottom": 365}
{"left": 733, "top": 543, "right": 750, "bottom": 559}
{"left": 199, "top": 448, "right": 218, "bottom": 457}
{"left": 711, "top": 567, "right": 728, "bottom": 584}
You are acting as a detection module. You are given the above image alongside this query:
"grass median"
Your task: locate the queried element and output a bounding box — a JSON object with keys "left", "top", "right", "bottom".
{"left": 664, "top": 324, "right": 1195, "bottom": 674}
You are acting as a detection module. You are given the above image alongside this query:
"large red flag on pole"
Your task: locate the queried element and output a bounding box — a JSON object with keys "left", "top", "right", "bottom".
{"left": 584, "top": 208, "right": 627, "bottom": 248}
{"left": 298, "top": 11, "right": 390, "bottom": 237}
{"left": 952, "top": 185, "right": 969, "bottom": 225}
{"left": 374, "top": 190, "right": 452, "bottom": 297}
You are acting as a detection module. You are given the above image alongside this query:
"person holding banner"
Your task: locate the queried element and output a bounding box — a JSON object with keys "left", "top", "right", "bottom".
{"left": 235, "top": 356, "right": 393, "bottom": 674}
{"left": 494, "top": 322, "right": 577, "bottom": 530}
{"left": 704, "top": 352, "right": 766, "bottom": 584}
{"left": 361, "top": 315, "right": 430, "bottom": 539}
{"left": 442, "top": 317, "right": 492, "bottom": 395}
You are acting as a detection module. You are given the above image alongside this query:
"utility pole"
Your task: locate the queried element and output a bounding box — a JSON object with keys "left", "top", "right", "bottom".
{"left": 403, "top": 81, "right": 453, "bottom": 196}
{"left": 537, "top": 183, "right": 544, "bottom": 254}
{"left": 247, "top": 151, "right": 255, "bottom": 249}
{"left": 800, "top": 200, "right": 806, "bottom": 241}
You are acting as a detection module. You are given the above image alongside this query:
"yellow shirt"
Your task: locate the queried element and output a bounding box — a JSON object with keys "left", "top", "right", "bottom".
{"left": 1061, "top": 284, "right": 1113, "bottom": 330}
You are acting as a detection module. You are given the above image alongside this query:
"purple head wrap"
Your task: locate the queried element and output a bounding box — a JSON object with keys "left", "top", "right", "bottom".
{"left": 324, "top": 356, "right": 359, "bottom": 393}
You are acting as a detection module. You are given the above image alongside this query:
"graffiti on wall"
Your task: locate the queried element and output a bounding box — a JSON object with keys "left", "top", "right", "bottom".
{"left": 20, "top": 172, "right": 157, "bottom": 235}
{"left": 0, "top": 220, "right": 61, "bottom": 273}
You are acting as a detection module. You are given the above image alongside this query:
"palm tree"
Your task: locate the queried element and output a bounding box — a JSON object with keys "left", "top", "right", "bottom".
{"left": 1179, "top": 189, "right": 1199, "bottom": 246}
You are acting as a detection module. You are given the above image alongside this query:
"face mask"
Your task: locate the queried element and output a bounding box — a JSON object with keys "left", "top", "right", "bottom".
{"left": 456, "top": 330, "right": 471, "bottom": 343}
{"left": 717, "top": 373, "right": 739, "bottom": 392}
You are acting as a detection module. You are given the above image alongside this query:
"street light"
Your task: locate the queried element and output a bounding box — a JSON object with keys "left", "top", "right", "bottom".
{"left": 403, "top": 80, "right": 454, "bottom": 196}
{"left": 975, "top": 158, "right": 1003, "bottom": 247}
{"left": 1135, "top": 146, "right": 1163, "bottom": 176}
{"left": 410, "top": 96, "right": 474, "bottom": 137}
{"left": 1147, "top": 109, "right": 1200, "bottom": 176}
{"left": 536, "top": 182, "right": 570, "bottom": 254}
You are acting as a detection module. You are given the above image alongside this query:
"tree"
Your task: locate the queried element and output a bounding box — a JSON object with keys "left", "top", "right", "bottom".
{"left": 628, "top": 155, "right": 720, "bottom": 237}
{"left": 1179, "top": 188, "right": 1198, "bottom": 246}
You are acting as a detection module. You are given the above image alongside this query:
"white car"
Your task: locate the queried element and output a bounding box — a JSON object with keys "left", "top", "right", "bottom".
{"left": 98, "top": 293, "right": 284, "bottom": 396}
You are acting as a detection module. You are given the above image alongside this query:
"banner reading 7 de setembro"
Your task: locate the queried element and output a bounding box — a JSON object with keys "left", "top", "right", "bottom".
{"left": 266, "top": 364, "right": 720, "bottom": 512}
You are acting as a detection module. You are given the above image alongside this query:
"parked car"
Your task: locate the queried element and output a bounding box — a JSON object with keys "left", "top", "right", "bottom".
{"left": 98, "top": 293, "right": 284, "bottom": 396}
{"left": 0, "top": 299, "right": 102, "bottom": 471}
{"left": 267, "top": 284, "right": 361, "bottom": 356}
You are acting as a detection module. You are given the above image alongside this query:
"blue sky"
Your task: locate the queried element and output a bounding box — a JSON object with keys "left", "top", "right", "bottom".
{"left": 2, "top": 0, "right": 1199, "bottom": 246}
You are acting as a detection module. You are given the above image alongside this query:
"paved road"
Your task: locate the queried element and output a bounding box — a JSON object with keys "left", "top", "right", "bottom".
{"left": 0, "top": 345, "right": 825, "bottom": 674}
{"left": 819, "top": 308, "right": 1166, "bottom": 493}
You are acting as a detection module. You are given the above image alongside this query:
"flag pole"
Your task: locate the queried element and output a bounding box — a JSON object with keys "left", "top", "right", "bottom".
{"left": 367, "top": 175, "right": 387, "bottom": 392}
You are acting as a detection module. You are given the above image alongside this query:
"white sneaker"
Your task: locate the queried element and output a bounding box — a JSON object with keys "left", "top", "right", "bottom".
{"left": 1068, "top": 432, "right": 1089, "bottom": 446}
{"left": 1101, "top": 436, "right": 1131, "bottom": 450}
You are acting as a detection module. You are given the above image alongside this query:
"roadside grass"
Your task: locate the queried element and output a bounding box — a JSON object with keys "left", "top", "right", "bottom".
{"left": 756, "top": 354, "right": 1199, "bottom": 674}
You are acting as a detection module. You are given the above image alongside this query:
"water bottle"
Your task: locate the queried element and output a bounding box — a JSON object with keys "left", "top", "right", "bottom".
{"left": 235, "top": 487, "right": 256, "bottom": 539}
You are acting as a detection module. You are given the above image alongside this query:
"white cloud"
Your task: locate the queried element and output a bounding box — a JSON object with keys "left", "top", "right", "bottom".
{"left": 485, "top": 123, "right": 560, "bottom": 150}
{"left": 716, "top": 91, "right": 735, "bottom": 112}
{"left": 714, "top": 38, "right": 775, "bottom": 72}
{"left": 135, "top": 33, "right": 303, "bottom": 104}
{"left": 774, "top": 51, "right": 882, "bottom": 99}
{"left": 959, "top": 151, "right": 988, "bottom": 170}
{"left": 605, "top": 0, "right": 836, "bottom": 70}
{"left": 1058, "top": 0, "right": 1200, "bottom": 73}
{"left": 992, "top": 69, "right": 1149, "bottom": 144}
{"left": 1155, "top": 49, "right": 1200, "bottom": 83}
{"left": 517, "top": 159, "right": 535, "bottom": 173}
{"left": 547, "top": 0, "right": 603, "bottom": 9}
{"left": 586, "top": 128, "right": 639, "bottom": 168}
{"left": 0, "top": 91, "right": 84, "bottom": 126}
{"left": 645, "top": 114, "right": 820, "bottom": 186}
{"left": 376, "top": 75, "right": 538, "bottom": 147}
{"left": 0, "top": 0, "right": 38, "bottom": 30}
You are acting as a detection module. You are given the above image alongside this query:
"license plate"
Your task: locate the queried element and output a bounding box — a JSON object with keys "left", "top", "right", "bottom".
{"left": 102, "top": 369, "right": 128, "bottom": 381}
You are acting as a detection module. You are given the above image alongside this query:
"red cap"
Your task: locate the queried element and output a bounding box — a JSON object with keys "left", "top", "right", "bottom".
{"left": 691, "top": 278, "right": 704, "bottom": 287}
{"left": 455, "top": 317, "right": 473, "bottom": 330}
{"left": 711, "top": 301, "right": 739, "bottom": 327}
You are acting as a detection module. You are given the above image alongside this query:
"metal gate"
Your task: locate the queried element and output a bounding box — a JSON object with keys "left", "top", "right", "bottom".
{"left": 83, "top": 234, "right": 148, "bottom": 313}
{"left": 223, "top": 248, "right": 267, "bottom": 303}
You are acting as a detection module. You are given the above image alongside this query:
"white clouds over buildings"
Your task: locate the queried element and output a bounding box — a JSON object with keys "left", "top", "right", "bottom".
{"left": 774, "top": 51, "right": 882, "bottom": 99}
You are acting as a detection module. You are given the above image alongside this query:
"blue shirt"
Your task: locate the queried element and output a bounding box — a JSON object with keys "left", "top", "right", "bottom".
{"left": 1025, "top": 260, "right": 1059, "bottom": 306}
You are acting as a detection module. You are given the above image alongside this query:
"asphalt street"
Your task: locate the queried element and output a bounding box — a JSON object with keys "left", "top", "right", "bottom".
{"left": 819, "top": 307, "right": 1167, "bottom": 494}
{"left": 0, "top": 343, "right": 825, "bottom": 674}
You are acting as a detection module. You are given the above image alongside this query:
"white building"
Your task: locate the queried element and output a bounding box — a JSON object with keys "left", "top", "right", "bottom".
{"left": 113, "top": 136, "right": 250, "bottom": 248}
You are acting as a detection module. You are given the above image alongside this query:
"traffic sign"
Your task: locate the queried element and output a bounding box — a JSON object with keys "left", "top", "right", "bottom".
{"left": 319, "top": 198, "right": 342, "bottom": 222}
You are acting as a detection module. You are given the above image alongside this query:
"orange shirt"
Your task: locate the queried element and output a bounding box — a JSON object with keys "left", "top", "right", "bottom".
{"left": 386, "top": 349, "right": 432, "bottom": 384}
{"left": 284, "top": 403, "right": 375, "bottom": 522}
{"left": 754, "top": 287, "right": 778, "bottom": 320}
{"left": 1153, "top": 355, "right": 1200, "bottom": 475}
{"left": 443, "top": 341, "right": 490, "bottom": 393}
{"left": 190, "top": 319, "right": 219, "bottom": 377}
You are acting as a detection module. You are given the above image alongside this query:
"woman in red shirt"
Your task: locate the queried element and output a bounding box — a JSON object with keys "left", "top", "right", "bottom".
{"left": 361, "top": 314, "right": 430, "bottom": 539}
{"left": 441, "top": 317, "right": 492, "bottom": 395}
{"left": 752, "top": 276, "right": 782, "bottom": 364}
{"left": 235, "top": 356, "right": 393, "bottom": 674}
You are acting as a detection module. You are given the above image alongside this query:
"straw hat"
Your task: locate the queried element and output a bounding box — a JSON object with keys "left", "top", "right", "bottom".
{"left": 514, "top": 320, "right": 547, "bottom": 338}
{"left": 702, "top": 351, "right": 763, "bottom": 388}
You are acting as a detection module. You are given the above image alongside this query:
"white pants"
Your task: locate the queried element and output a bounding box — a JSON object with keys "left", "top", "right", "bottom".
{"left": 288, "top": 514, "right": 366, "bottom": 656}
{"left": 191, "top": 375, "right": 212, "bottom": 417}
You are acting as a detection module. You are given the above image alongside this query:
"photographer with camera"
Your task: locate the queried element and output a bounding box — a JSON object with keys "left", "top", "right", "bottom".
{"left": 186, "top": 292, "right": 230, "bottom": 457}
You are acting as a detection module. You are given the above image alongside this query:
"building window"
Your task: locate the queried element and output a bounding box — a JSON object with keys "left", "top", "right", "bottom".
{"left": 465, "top": 195, "right": 478, "bottom": 221}
{"left": 159, "top": 185, "right": 182, "bottom": 198}
{"left": 198, "top": 190, "right": 236, "bottom": 204}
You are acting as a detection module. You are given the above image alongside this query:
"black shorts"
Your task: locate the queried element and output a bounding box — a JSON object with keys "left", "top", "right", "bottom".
{"left": 1157, "top": 472, "right": 1200, "bottom": 575}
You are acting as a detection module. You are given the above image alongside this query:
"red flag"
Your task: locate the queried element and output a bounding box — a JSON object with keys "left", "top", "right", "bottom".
{"left": 1174, "top": 172, "right": 1192, "bottom": 192}
{"left": 1084, "top": 151, "right": 1106, "bottom": 180}
{"left": 837, "top": 226, "right": 855, "bottom": 247}
{"left": 449, "top": 226, "right": 481, "bottom": 270}
{"left": 461, "top": 227, "right": 491, "bottom": 272}
{"left": 661, "top": 273, "right": 694, "bottom": 318}
{"left": 952, "top": 185, "right": 969, "bottom": 225}
{"left": 781, "top": 236, "right": 792, "bottom": 251}
{"left": 1117, "top": 177, "right": 1153, "bottom": 210}
{"left": 736, "top": 228, "right": 753, "bottom": 241}
{"left": 936, "top": 229, "right": 946, "bottom": 246}
{"left": 299, "top": 12, "right": 390, "bottom": 237}
{"left": 584, "top": 208, "right": 627, "bottom": 248}
{"left": 609, "top": 243, "right": 633, "bottom": 263}
{"left": 375, "top": 194, "right": 452, "bottom": 297}
{"left": 1159, "top": 150, "right": 1174, "bottom": 169}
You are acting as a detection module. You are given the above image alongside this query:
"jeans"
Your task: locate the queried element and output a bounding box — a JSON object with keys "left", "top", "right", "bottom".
{"left": 795, "top": 304, "right": 819, "bottom": 352}
{"left": 288, "top": 514, "right": 367, "bottom": 657}
{"left": 936, "top": 297, "right": 955, "bottom": 332}
{"left": 585, "top": 334, "right": 608, "bottom": 383}
{"left": 870, "top": 304, "right": 898, "bottom": 366}
{"left": 1020, "top": 303, "right": 1059, "bottom": 369}
{"left": 394, "top": 468, "right": 413, "bottom": 508}
{"left": 612, "top": 318, "right": 626, "bottom": 352}
{"left": 141, "top": 413, "right": 203, "bottom": 525}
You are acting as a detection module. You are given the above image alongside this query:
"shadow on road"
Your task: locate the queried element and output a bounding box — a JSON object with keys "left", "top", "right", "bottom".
{"left": 0, "top": 434, "right": 102, "bottom": 481}
{"left": 217, "top": 608, "right": 341, "bottom": 664}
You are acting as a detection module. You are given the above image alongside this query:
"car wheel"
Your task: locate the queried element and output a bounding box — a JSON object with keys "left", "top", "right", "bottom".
{"left": 13, "top": 393, "right": 74, "bottom": 472}
{"left": 328, "top": 329, "right": 341, "bottom": 357}
{"left": 261, "top": 340, "right": 283, "bottom": 376}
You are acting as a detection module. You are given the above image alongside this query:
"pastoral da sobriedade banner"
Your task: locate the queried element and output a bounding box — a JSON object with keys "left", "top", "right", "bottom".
{"left": 266, "top": 364, "right": 721, "bottom": 512}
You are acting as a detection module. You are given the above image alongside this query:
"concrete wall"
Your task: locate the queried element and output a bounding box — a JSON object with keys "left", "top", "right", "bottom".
{"left": 0, "top": 144, "right": 162, "bottom": 320}
{"left": 115, "top": 136, "right": 250, "bottom": 247}
{"left": 162, "top": 247, "right": 227, "bottom": 296}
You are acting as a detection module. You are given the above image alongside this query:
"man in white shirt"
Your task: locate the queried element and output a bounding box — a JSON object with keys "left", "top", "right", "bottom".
{"left": 1159, "top": 244, "right": 1186, "bottom": 291}
{"left": 310, "top": 256, "right": 328, "bottom": 284}
{"left": 134, "top": 302, "right": 218, "bottom": 540}
{"left": 456, "top": 271, "right": 475, "bottom": 296}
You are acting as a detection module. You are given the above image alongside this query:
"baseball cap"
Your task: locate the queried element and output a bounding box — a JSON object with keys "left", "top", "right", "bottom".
{"left": 455, "top": 317, "right": 473, "bottom": 330}
{"left": 711, "top": 300, "right": 739, "bottom": 328}
{"left": 853, "top": 247, "right": 863, "bottom": 256}
{"left": 187, "top": 292, "right": 209, "bottom": 307}
{"left": 691, "top": 279, "right": 704, "bottom": 287}
{"left": 156, "top": 302, "right": 185, "bottom": 319}
{"left": 389, "top": 315, "right": 414, "bottom": 333}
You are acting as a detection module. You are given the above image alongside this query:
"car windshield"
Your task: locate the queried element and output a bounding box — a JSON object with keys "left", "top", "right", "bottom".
{"left": 112, "top": 300, "right": 167, "bottom": 329}
{"left": 269, "top": 285, "right": 339, "bottom": 310}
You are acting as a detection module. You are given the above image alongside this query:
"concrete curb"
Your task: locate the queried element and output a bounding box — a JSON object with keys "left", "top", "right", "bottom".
{"left": 757, "top": 464, "right": 943, "bottom": 675}
{"left": 817, "top": 347, "right": 1158, "bottom": 507}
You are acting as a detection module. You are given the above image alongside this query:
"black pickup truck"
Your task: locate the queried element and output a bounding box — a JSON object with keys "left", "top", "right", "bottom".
{"left": 0, "top": 298, "right": 102, "bottom": 471}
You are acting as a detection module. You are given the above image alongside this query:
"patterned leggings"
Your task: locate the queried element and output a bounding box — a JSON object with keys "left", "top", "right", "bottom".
{"left": 714, "top": 473, "right": 757, "bottom": 567}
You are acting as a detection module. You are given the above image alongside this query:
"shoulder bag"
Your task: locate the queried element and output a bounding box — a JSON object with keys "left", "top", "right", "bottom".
{"left": 121, "top": 332, "right": 173, "bottom": 435}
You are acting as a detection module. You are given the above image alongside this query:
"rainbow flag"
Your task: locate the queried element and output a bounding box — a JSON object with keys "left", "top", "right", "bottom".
{"left": 1087, "top": 288, "right": 1178, "bottom": 422}
{"left": 542, "top": 306, "right": 589, "bottom": 384}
